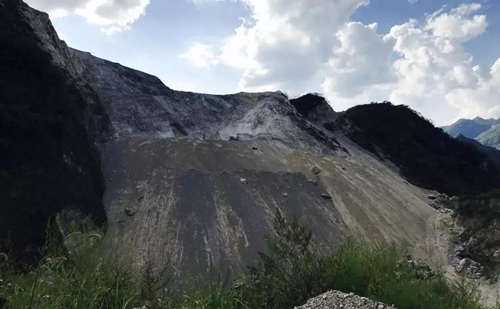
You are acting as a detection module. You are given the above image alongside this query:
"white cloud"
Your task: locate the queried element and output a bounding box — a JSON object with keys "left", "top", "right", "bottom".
{"left": 25, "top": 0, "right": 150, "bottom": 34}
{"left": 409, "top": 0, "right": 418, "bottom": 4}
{"left": 322, "top": 22, "right": 396, "bottom": 98}
{"left": 181, "top": 1, "right": 498, "bottom": 125}
{"left": 425, "top": 3, "right": 487, "bottom": 41}
{"left": 216, "top": 0, "right": 370, "bottom": 92}
{"left": 180, "top": 43, "right": 219, "bottom": 68}
{"left": 381, "top": 3, "right": 496, "bottom": 123}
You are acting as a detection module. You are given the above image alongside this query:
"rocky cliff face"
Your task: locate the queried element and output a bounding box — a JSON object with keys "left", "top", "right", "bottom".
{"left": 3, "top": 0, "right": 500, "bottom": 279}
{"left": 70, "top": 49, "right": 343, "bottom": 154}
{"left": 0, "top": 0, "right": 112, "bottom": 261}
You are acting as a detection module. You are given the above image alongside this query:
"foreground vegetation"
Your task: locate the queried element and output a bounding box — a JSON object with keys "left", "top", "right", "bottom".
{"left": 1, "top": 210, "right": 497, "bottom": 309}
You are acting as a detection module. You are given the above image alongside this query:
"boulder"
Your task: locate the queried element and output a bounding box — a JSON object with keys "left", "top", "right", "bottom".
{"left": 321, "top": 194, "right": 333, "bottom": 200}
{"left": 311, "top": 166, "right": 321, "bottom": 175}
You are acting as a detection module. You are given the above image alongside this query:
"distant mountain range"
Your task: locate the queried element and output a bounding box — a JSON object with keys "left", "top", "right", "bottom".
{"left": 477, "top": 125, "right": 500, "bottom": 150}
{"left": 442, "top": 117, "right": 500, "bottom": 150}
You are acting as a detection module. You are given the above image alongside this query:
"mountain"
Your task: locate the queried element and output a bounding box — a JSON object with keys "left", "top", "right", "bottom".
{"left": 2, "top": 0, "right": 500, "bottom": 278}
{"left": 442, "top": 117, "right": 499, "bottom": 139}
{"left": 477, "top": 125, "right": 500, "bottom": 150}
{"left": 0, "top": 0, "right": 111, "bottom": 263}
{"left": 455, "top": 134, "right": 500, "bottom": 168}
{"left": 330, "top": 103, "right": 500, "bottom": 196}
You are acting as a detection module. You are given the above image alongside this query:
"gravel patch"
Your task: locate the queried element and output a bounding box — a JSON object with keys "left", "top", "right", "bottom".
{"left": 294, "top": 290, "right": 396, "bottom": 309}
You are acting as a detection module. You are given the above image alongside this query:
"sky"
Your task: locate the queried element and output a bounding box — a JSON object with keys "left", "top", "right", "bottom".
{"left": 25, "top": 0, "right": 500, "bottom": 126}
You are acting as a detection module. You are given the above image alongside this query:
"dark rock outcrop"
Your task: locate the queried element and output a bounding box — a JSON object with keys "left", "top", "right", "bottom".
{"left": 0, "top": 0, "right": 110, "bottom": 261}
{"left": 290, "top": 93, "right": 338, "bottom": 127}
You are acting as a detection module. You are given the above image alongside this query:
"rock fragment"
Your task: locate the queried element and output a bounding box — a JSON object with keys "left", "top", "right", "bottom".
{"left": 125, "top": 208, "right": 137, "bottom": 216}
{"left": 307, "top": 178, "right": 318, "bottom": 185}
{"left": 321, "top": 193, "right": 332, "bottom": 200}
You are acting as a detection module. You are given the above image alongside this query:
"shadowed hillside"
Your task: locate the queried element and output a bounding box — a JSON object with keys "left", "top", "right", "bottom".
{"left": 455, "top": 134, "right": 500, "bottom": 168}
{"left": 0, "top": 0, "right": 110, "bottom": 261}
{"left": 333, "top": 103, "right": 500, "bottom": 196}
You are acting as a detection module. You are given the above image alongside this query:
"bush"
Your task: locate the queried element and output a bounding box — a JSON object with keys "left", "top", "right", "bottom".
{"left": 238, "top": 209, "right": 488, "bottom": 309}
{"left": 0, "top": 211, "right": 496, "bottom": 309}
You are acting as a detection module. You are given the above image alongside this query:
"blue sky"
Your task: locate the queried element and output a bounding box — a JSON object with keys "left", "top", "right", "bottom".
{"left": 26, "top": 0, "right": 500, "bottom": 125}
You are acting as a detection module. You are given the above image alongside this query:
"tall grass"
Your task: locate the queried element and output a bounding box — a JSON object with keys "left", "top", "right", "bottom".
{"left": 0, "top": 209, "right": 497, "bottom": 309}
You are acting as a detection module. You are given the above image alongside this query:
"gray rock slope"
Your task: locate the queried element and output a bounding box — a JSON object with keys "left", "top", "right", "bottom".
{"left": 3, "top": 0, "right": 438, "bottom": 278}
{"left": 71, "top": 49, "right": 435, "bottom": 275}
{"left": 71, "top": 49, "right": 342, "bottom": 154}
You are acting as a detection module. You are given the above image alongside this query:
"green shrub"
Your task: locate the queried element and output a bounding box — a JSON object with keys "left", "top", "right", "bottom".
{"left": 0, "top": 210, "right": 496, "bottom": 309}
{"left": 238, "top": 208, "right": 328, "bottom": 308}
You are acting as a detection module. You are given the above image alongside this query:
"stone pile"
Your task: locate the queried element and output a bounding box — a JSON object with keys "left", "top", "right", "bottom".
{"left": 451, "top": 246, "right": 484, "bottom": 279}
{"left": 427, "top": 194, "right": 455, "bottom": 214}
{"left": 294, "top": 290, "right": 396, "bottom": 309}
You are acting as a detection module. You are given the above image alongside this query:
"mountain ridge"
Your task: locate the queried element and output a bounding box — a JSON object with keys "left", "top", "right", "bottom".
{"left": 442, "top": 117, "right": 499, "bottom": 139}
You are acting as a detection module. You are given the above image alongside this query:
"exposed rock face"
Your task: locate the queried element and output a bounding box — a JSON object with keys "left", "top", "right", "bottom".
{"left": 71, "top": 49, "right": 342, "bottom": 155}
{"left": 0, "top": 0, "right": 111, "bottom": 261}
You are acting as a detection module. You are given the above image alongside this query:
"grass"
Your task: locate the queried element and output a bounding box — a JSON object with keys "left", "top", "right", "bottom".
{"left": 1, "top": 209, "right": 498, "bottom": 309}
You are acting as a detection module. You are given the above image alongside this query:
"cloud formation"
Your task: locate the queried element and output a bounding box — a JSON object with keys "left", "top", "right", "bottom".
{"left": 180, "top": 43, "right": 219, "bottom": 68}
{"left": 25, "top": 0, "right": 150, "bottom": 34}
{"left": 183, "top": 1, "right": 499, "bottom": 125}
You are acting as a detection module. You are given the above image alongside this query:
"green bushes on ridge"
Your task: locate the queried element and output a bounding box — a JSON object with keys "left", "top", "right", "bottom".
{"left": 334, "top": 102, "right": 500, "bottom": 196}
{"left": 0, "top": 210, "right": 496, "bottom": 309}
